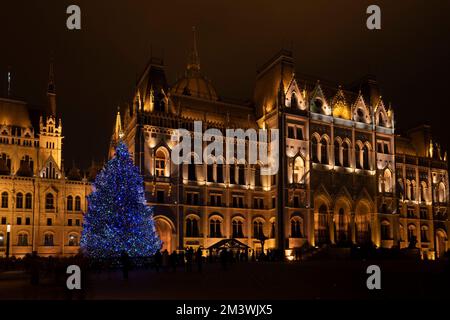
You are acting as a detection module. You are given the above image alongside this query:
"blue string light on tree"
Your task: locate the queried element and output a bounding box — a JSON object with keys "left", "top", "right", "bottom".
{"left": 80, "top": 141, "right": 161, "bottom": 258}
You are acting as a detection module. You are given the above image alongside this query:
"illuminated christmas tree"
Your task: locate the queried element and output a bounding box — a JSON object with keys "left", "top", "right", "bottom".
{"left": 80, "top": 141, "right": 161, "bottom": 258}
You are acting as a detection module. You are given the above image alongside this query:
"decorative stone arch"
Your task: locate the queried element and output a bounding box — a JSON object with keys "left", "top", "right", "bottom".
{"left": 252, "top": 216, "right": 266, "bottom": 238}
{"left": 319, "top": 134, "right": 330, "bottom": 165}
{"left": 435, "top": 228, "right": 448, "bottom": 258}
{"left": 352, "top": 95, "right": 371, "bottom": 123}
{"left": 185, "top": 213, "right": 201, "bottom": 238}
{"left": 154, "top": 145, "right": 171, "bottom": 177}
{"left": 43, "top": 231, "right": 55, "bottom": 246}
{"left": 209, "top": 213, "right": 224, "bottom": 238}
{"left": 290, "top": 213, "right": 304, "bottom": 238}
{"left": 183, "top": 151, "right": 202, "bottom": 181}
{"left": 285, "top": 75, "right": 305, "bottom": 110}
{"left": 420, "top": 224, "right": 430, "bottom": 242}
{"left": 39, "top": 155, "right": 61, "bottom": 179}
{"left": 380, "top": 219, "right": 392, "bottom": 240}
{"left": 437, "top": 181, "right": 446, "bottom": 203}
{"left": 231, "top": 214, "right": 245, "bottom": 238}
{"left": 268, "top": 216, "right": 277, "bottom": 238}
{"left": 310, "top": 133, "right": 321, "bottom": 163}
{"left": 314, "top": 190, "right": 332, "bottom": 245}
{"left": 420, "top": 180, "right": 428, "bottom": 202}
{"left": 17, "top": 230, "right": 30, "bottom": 246}
{"left": 407, "top": 223, "right": 417, "bottom": 243}
{"left": 154, "top": 215, "right": 176, "bottom": 253}
{"left": 289, "top": 155, "right": 306, "bottom": 184}
{"left": 354, "top": 199, "right": 372, "bottom": 244}
{"left": 375, "top": 101, "right": 390, "bottom": 127}
{"left": 399, "top": 223, "right": 405, "bottom": 241}
{"left": 333, "top": 195, "right": 352, "bottom": 243}
{"left": 380, "top": 168, "right": 393, "bottom": 193}
{"left": 309, "top": 84, "right": 330, "bottom": 115}
{"left": 68, "top": 232, "right": 80, "bottom": 246}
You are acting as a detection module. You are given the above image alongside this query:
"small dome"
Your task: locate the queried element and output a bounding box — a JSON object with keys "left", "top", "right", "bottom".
{"left": 171, "top": 73, "right": 218, "bottom": 101}
{"left": 171, "top": 26, "right": 219, "bottom": 101}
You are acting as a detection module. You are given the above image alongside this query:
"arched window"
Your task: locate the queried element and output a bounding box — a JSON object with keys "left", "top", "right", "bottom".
{"left": 406, "top": 180, "right": 412, "bottom": 200}
{"left": 377, "top": 111, "right": 387, "bottom": 127}
{"left": 69, "top": 234, "right": 78, "bottom": 246}
{"left": 232, "top": 219, "right": 244, "bottom": 238}
{"left": 291, "top": 92, "right": 298, "bottom": 108}
{"left": 399, "top": 224, "right": 404, "bottom": 241}
{"left": 438, "top": 182, "right": 446, "bottom": 203}
{"left": 342, "top": 141, "right": 350, "bottom": 167}
{"left": 67, "top": 196, "right": 73, "bottom": 211}
{"left": 355, "top": 144, "right": 362, "bottom": 169}
{"left": 216, "top": 164, "right": 224, "bottom": 183}
{"left": 25, "top": 193, "right": 32, "bottom": 209}
{"left": 335, "top": 207, "right": 348, "bottom": 242}
{"left": 290, "top": 217, "right": 302, "bottom": 238}
{"left": 407, "top": 225, "right": 416, "bottom": 242}
{"left": 44, "top": 233, "right": 54, "bottom": 246}
{"left": 209, "top": 218, "right": 222, "bottom": 238}
{"left": 188, "top": 156, "right": 197, "bottom": 181}
{"left": 420, "top": 225, "right": 429, "bottom": 242}
{"left": 420, "top": 182, "right": 427, "bottom": 202}
{"left": 44, "top": 161, "right": 58, "bottom": 179}
{"left": 381, "top": 220, "right": 391, "bottom": 240}
{"left": 355, "top": 203, "right": 370, "bottom": 244}
{"left": 207, "top": 163, "right": 214, "bottom": 182}
{"left": 18, "top": 233, "right": 28, "bottom": 246}
{"left": 1, "top": 192, "right": 8, "bottom": 208}
{"left": 238, "top": 164, "right": 245, "bottom": 185}
{"left": 254, "top": 165, "right": 261, "bottom": 187}
{"left": 311, "top": 136, "right": 319, "bottom": 163}
{"left": 320, "top": 137, "right": 328, "bottom": 164}
{"left": 186, "top": 217, "right": 199, "bottom": 237}
{"left": 363, "top": 145, "right": 370, "bottom": 169}
{"left": 334, "top": 140, "right": 341, "bottom": 166}
{"left": 293, "top": 157, "right": 305, "bottom": 184}
{"left": 229, "top": 163, "right": 236, "bottom": 184}
{"left": 16, "top": 193, "right": 23, "bottom": 209}
{"left": 411, "top": 180, "right": 417, "bottom": 201}
{"left": 155, "top": 147, "right": 170, "bottom": 177}
{"left": 316, "top": 204, "right": 329, "bottom": 244}
{"left": 253, "top": 220, "right": 264, "bottom": 238}
{"left": 45, "top": 193, "right": 55, "bottom": 210}
{"left": 75, "top": 196, "right": 81, "bottom": 211}
{"left": 384, "top": 170, "right": 392, "bottom": 193}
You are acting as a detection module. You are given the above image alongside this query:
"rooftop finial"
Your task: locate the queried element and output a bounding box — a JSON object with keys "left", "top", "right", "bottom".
{"left": 115, "top": 107, "right": 124, "bottom": 140}
{"left": 187, "top": 26, "right": 200, "bottom": 73}
{"left": 47, "top": 58, "right": 57, "bottom": 115}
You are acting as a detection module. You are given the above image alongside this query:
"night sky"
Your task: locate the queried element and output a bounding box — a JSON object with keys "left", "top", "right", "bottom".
{"left": 1, "top": 0, "right": 449, "bottom": 168}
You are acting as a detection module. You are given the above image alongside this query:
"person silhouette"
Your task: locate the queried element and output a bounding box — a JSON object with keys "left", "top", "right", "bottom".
{"left": 196, "top": 247, "right": 203, "bottom": 272}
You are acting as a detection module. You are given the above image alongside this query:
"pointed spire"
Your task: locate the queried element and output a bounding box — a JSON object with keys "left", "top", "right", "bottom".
{"left": 48, "top": 60, "right": 56, "bottom": 94}
{"left": 114, "top": 107, "right": 123, "bottom": 140}
{"left": 187, "top": 26, "right": 200, "bottom": 73}
{"left": 47, "top": 60, "right": 57, "bottom": 115}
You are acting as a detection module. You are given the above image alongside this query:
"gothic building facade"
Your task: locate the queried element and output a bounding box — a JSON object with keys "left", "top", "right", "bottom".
{"left": 0, "top": 68, "right": 90, "bottom": 257}
{"left": 112, "top": 32, "right": 449, "bottom": 259}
